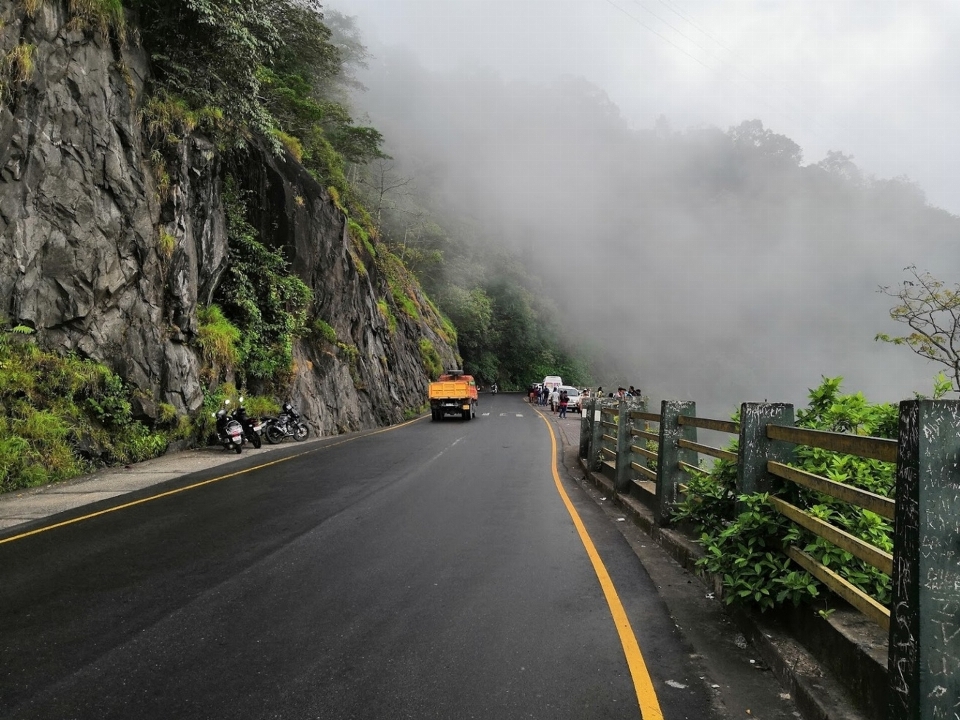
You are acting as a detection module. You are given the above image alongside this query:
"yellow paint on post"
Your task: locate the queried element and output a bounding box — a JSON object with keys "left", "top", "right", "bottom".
{"left": 538, "top": 409, "right": 664, "bottom": 720}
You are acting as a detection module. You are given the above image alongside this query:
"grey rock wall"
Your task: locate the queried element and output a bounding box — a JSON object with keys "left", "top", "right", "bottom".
{"left": 0, "top": 1, "right": 458, "bottom": 437}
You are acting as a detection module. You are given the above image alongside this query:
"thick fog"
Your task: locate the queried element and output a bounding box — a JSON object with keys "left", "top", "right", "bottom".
{"left": 327, "top": 0, "right": 960, "bottom": 419}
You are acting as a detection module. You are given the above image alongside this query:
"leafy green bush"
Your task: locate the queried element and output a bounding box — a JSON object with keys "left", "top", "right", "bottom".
{"left": 674, "top": 377, "right": 898, "bottom": 611}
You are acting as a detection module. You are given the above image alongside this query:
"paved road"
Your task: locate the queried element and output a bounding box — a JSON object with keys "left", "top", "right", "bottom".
{"left": 0, "top": 396, "right": 746, "bottom": 719}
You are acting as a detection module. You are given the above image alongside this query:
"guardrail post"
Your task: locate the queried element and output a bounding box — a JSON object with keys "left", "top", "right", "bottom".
{"left": 614, "top": 400, "right": 632, "bottom": 492}
{"left": 656, "top": 400, "right": 696, "bottom": 525}
{"left": 737, "top": 403, "right": 794, "bottom": 511}
{"left": 588, "top": 399, "right": 604, "bottom": 471}
{"left": 888, "top": 400, "right": 960, "bottom": 720}
{"left": 579, "top": 398, "right": 593, "bottom": 459}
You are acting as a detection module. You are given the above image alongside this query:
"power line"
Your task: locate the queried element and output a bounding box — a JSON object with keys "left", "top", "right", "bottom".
{"left": 599, "top": 0, "right": 712, "bottom": 71}
{"left": 600, "top": 0, "right": 849, "bottom": 153}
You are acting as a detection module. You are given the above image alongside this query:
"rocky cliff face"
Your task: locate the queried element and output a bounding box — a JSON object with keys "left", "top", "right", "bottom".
{"left": 0, "top": 1, "right": 458, "bottom": 436}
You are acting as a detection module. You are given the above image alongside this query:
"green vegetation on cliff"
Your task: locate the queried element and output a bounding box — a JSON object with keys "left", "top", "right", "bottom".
{"left": 214, "top": 178, "right": 313, "bottom": 391}
{"left": 128, "top": 0, "right": 586, "bottom": 390}
{"left": 131, "top": 0, "right": 384, "bottom": 224}
{"left": 0, "top": 325, "right": 185, "bottom": 493}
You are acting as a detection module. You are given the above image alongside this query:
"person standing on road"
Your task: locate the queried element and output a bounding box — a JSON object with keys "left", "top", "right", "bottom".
{"left": 558, "top": 390, "right": 569, "bottom": 418}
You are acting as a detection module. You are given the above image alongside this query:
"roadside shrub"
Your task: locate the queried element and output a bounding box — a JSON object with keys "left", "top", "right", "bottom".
{"left": 673, "top": 376, "right": 898, "bottom": 611}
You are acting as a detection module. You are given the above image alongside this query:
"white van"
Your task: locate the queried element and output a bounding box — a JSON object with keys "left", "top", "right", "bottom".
{"left": 542, "top": 375, "right": 563, "bottom": 392}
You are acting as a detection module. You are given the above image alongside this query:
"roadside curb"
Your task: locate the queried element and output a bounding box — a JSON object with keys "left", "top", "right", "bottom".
{"left": 0, "top": 435, "right": 329, "bottom": 533}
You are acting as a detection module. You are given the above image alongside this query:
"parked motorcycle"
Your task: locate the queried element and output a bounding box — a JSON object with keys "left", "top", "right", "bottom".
{"left": 213, "top": 401, "right": 244, "bottom": 454}
{"left": 231, "top": 399, "right": 263, "bottom": 449}
{"left": 263, "top": 402, "right": 309, "bottom": 444}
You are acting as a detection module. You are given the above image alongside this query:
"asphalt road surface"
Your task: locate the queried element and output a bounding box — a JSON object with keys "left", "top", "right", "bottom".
{"left": 1, "top": 396, "right": 725, "bottom": 719}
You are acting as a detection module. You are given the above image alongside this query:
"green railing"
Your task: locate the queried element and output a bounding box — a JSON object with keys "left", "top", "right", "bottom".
{"left": 579, "top": 397, "right": 958, "bottom": 720}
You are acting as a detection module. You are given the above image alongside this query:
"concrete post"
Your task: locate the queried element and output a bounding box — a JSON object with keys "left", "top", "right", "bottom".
{"left": 737, "top": 403, "right": 794, "bottom": 511}
{"left": 614, "top": 400, "right": 632, "bottom": 493}
{"left": 656, "top": 400, "right": 696, "bottom": 526}
{"left": 579, "top": 398, "right": 592, "bottom": 460}
{"left": 588, "top": 399, "right": 604, "bottom": 472}
{"left": 888, "top": 400, "right": 960, "bottom": 720}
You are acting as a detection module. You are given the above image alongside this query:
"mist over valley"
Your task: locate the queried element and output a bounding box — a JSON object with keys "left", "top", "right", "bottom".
{"left": 329, "top": 2, "right": 960, "bottom": 419}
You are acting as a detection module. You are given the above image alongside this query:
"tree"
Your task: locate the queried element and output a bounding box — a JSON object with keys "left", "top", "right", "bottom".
{"left": 132, "top": 0, "right": 282, "bottom": 137}
{"left": 815, "top": 151, "right": 862, "bottom": 185}
{"left": 356, "top": 159, "right": 412, "bottom": 231}
{"left": 876, "top": 266, "right": 960, "bottom": 392}
{"left": 729, "top": 119, "right": 803, "bottom": 164}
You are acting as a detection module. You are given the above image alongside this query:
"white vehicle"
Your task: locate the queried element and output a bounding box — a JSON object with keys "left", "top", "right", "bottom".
{"left": 552, "top": 385, "right": 581, "bottom": 412}
{"left": 542, "top": 375, "right": 563, "bottom": 392}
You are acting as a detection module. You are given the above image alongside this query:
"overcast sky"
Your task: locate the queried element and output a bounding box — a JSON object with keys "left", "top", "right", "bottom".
{"left": 329, "top": 0, "right": 960, "bottom": 214}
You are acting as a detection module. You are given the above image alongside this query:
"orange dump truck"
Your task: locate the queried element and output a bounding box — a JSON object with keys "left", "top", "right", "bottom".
{"left": 428, "top": 371, "right": 478, "bottom": 421}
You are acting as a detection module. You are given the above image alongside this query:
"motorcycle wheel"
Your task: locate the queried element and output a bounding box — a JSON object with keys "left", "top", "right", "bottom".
{"left": 293, "top": 423, "right": 309, "bottom": 441}
{"left": 251, "top": 432, "right": 262, "bottom": 449}
{"left": 265, "top": 425, "right": 285, "bottom": 444}
{"left": 234, "top": 443, "right": 242, "bottom": 454}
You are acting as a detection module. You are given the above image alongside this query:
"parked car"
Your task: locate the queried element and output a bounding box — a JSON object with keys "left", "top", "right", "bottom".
{"left": 553, "top": 385, "right": 582, "bottom": 412}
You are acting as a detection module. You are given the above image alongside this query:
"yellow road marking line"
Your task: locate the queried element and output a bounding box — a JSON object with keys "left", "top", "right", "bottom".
{"left": 0, "top": 415, "right": 427, "bottom": 546}
{"left": 537, "top": 408, "right": 664, "bottom": 720}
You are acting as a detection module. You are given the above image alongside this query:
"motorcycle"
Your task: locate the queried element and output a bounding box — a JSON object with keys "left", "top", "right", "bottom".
{"left": 231, "top": 399, "right": 263, "bottom": 449}
{"left": 213, "top": 401, "right": 244, "bottom": 454}
{"left": 490, "top": 383, "right": 498, "bottom": 395}
{"left": 263, "top": 402, "right": 309, "bottom": 444}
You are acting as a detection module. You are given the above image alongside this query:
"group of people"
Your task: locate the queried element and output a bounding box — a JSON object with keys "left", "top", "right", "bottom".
{"left": 526, "top": 385, "right": 572, "bottom": 417}
{"left": 593, "top": 385, "right": 641, "bottom": 400}
{"left": 529, "top": 384, "right": 551, "bottom": 406}
{"left": 526, "top": 382, "right": 643, "bottom": 419}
